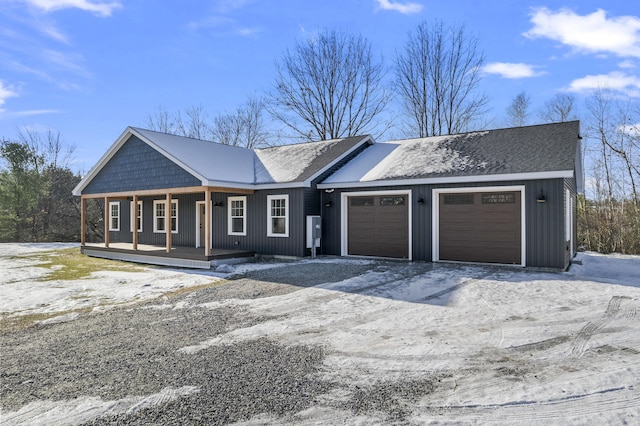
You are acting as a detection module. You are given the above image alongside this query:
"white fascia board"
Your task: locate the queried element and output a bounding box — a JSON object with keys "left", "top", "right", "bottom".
{"left": 72, "top": 127, "right": 135, "bottom": 196}
{"left": 318, "top": 170, "right": 574, "bottom": 189}
{"left": 253, "top": 181, "right": 308, "bottom": 190}
{"left": 204, "top": 181, "right": 310, "bottom": 190}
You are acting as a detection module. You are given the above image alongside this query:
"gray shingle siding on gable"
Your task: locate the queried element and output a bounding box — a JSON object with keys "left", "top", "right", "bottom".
{"left": 83, "top": 135, "right": 201, "bottom": 194}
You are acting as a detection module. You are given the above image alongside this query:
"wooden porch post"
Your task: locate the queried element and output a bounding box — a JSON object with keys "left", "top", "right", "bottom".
{"left": 132, "top": 194, "right": 138, "bottom": 251}
{"left": 81, "top": 196, "right": 86, "bottom": 246}
{"left": 104, "top": 197, "right": 110, "bottom": 248}
{"left": 165, "top": 193, "right": 172, "bottom": 253}
{"left": 204, "top": 189, "right": 211, "bottom": 257}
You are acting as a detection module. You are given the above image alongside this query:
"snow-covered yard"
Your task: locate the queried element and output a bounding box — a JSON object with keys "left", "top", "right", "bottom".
{"left": 1, "top": 243, "right": 639, "bottom": 424}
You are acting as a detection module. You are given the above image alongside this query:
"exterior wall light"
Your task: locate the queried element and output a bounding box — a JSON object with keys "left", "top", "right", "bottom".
{"left": 214, "top": 201, "right": 224, "bottom": 207}
{"left": 536, "top": 190, "right": 546, "bottom": 203}
{"left": 324, "top": 199, "right": 333, "bottom": 207}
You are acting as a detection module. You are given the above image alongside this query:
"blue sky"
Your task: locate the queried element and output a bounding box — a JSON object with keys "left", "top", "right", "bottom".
{"left": 1, "top": 0, "right": 639, "bottom": 172}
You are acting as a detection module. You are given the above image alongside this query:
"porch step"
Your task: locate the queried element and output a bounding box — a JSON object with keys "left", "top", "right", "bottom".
{"left": 83, "top": 248, "right": 215, "bottom": 269}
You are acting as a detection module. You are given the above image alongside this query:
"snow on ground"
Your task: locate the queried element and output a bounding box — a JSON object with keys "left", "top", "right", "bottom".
{"left": 0, "top": 243, "right": 225, "bottom": 318}
{"left": 4, "top": 386, "right": 199, "bottom": 426}
{"left": 1, "top": 243, "right": 639, "bottom": 424}
{"left": 184, "top": 252, "right": 640, "bottom": 424}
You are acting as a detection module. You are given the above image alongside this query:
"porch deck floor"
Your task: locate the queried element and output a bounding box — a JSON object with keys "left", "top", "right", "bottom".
{"left": 82, "top": 243, "right": 255, "bottom": 269}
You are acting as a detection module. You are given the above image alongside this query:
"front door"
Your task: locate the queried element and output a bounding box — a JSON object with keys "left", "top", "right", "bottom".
{"left": 198, "top": 203, "right": 206, "bottom": 248}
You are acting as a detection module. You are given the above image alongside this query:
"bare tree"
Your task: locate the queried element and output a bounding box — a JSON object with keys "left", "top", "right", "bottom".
{"left": 268, "top": 29, "right": 391, "bottom": 141}
{"left": 395, "top": 20, "right": 488, "bottom": 137}
{"left": 145, "top": 105, "right": 176, "bottom": 134}
{"left": 210, "top": 96, "right": 268, "bottom": 148}
{"left": 146, "top": 105, "right": 212, "bottom": 140}
{"left": 539, "top": 93, "right": 575, "bottom": 123}
{"left": 506, "top": 91, "right": 531, "bottom": 127}
{"left": 579, "top": 87, "right": 640, "bottom": 254}
{"left": 176, "top": 105, "right": 211, "bottom": 140}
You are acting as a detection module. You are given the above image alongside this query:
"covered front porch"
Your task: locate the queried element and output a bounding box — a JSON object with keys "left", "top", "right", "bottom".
{"left": 82, "top": 242, "right": 255, "bottom": 269}
{"left": 79, "top": 185, "right": 254, "bottom": 269}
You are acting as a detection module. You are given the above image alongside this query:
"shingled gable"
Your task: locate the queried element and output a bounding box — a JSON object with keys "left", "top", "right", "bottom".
{"left": 318, "top": 121, "right": 582, "bottom": 191}
{"left": 72, "top": 127, "right": 373, "bottom": 195}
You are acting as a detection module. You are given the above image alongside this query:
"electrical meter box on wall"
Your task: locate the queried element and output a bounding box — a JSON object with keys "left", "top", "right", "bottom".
{"left": 306, "top": 216, "right": 321, "bottom": 249}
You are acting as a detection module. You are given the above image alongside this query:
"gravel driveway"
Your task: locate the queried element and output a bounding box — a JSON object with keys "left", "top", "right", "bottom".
{"left": 1, "top": 261, "right": 385, "bottom": 425}
{"left": 2, "top": 256, "right": 639, "bottom": 425}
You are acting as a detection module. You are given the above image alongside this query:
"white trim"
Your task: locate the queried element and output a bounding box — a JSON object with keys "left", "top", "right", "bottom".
{"left": 228, "top": 196, "right": 247, "bottom": 236}
{"left": 130, "top": 200, "right": 143, "bottom": 232}
{"left": 340, "top": 189, "right": 412, "bottom": 260}
{"left": 153, "top": 199, "right": 178, "bottom": 234}
{"left": 318, "top": 170, "right": 573, "bottom": 189}
{"left": 195, "top": 201, "right": 213, "bottom": 248}
{"left": 108, "top": 201, "right": 120, "bottom": 231}
{"left": 566, "top": 188, "right": 574, "bottom": 257}
{"left": 432, "top": 185, "right": 526, "bottom": 267}
{"left": 267, "top": 194, "right": 289, "bottom": 237}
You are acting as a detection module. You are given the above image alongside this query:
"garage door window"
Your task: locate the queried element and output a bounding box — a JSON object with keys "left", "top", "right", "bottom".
{"left": 482, "top": 193, "right": 516, "bottom": 204}
{"left": 443, "top": 194, "right": 474, "bottom": 204}
{"left": 380, "top": 196, "right": 405, "bottom": 206}
{"left": 351, "top": 197, "right": 374, "bottom": 206}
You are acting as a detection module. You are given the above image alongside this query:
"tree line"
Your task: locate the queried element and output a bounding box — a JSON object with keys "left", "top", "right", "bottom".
{"left": 1, "top": 21, "right": 639, "bottom": 254}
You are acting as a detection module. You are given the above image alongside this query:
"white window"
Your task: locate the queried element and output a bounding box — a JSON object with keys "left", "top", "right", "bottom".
{"left": 130, "top": 200, "right": 143, "bottom": 232}
{"left": 153, "top": 199, "right": 178, "bottom": 233}
{"left": 267, "top": 194, "right": 289, "bottom": 237}
{"left": 109, "top": 201, "right": 120, "bottom": 231}
{"left": 228, "top": 196, "right": 247, "bottom": 236}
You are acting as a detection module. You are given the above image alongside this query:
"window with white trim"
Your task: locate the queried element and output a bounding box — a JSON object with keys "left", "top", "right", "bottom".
{"left": 130, "top": 200, "right": 143, "bottom": 232}
{"left": 267, "top": 194, "right": 288, "bottom": 237}
{"left": 153, "top": 199, "right": 178, "bottom": 233}
{"left": 228, "top": 196, "right": 247, "bottom": 235}
{"left": 109, "top": 201, "right": 120, "bottom": 231}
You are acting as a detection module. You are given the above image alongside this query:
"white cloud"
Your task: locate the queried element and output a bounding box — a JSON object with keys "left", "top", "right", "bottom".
{"left": 375, "top": 0, "right": 423, "bottom": 15}
{"left": 0, "top": 109, "right": 62, "bottom": 120}
{"left": 0, "top": 81, "right": 19, "bottom": 112}
{"left": 524, "top": 7, "right": 640, "bottom": 58}
{"left": 23, "top": 0, "right": 122, "bottom": 17}
{"left": 482, "top": 62, "right": 544, "bottom": 79}
{"left": 619, "top": 123, "right": 640, "bottom": 136}
{"left": 568, "top": 71, "right": 640, "bottom": 97}
{"left": 188, "top": 15, "right": 261, "bottom": 37}
{"left": 618, "top": 60, "right": 637, "bottom": 69}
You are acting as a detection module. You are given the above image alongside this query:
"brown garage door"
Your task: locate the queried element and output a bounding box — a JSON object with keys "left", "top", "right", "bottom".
{"left": 439, "top": 191, "right": 521, "bottom": 264}
{"left": 348, "top": 195, "right": 409, "bottom": 258}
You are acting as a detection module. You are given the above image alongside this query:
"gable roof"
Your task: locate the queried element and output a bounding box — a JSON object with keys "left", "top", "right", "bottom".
{"left": 72, "top": 127, "right": 372, "bottom": 195}
{"left": 318, "top": 121, "right": 583, "bottom": 191}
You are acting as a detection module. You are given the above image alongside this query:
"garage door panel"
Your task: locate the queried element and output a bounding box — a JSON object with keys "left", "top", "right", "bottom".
{"left": 439, "top": 191, "right": 521, "bottom": 265}
{"left": 348, "top": 195, "right": 409, "bottom": 259}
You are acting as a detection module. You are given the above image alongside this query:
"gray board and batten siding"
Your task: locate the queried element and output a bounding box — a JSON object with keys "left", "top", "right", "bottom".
{"left": 107, "top": 189, "right": 312, "bottom": 258}
{"left": 321, "top": 178, "right": 574, "bottom": 270}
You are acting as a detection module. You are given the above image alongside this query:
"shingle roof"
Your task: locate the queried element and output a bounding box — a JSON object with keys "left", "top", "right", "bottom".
{"left": 135, "top": 129, "right": 371, "bottom": 187}
{"left": 73, "top": 128, "right": 372, "bottom": 194}
{"left": 320, "top": 121, "right": 581, "bottom": 187}
{"left": 254, "top": 136, "right": 369, "bottom": 184}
